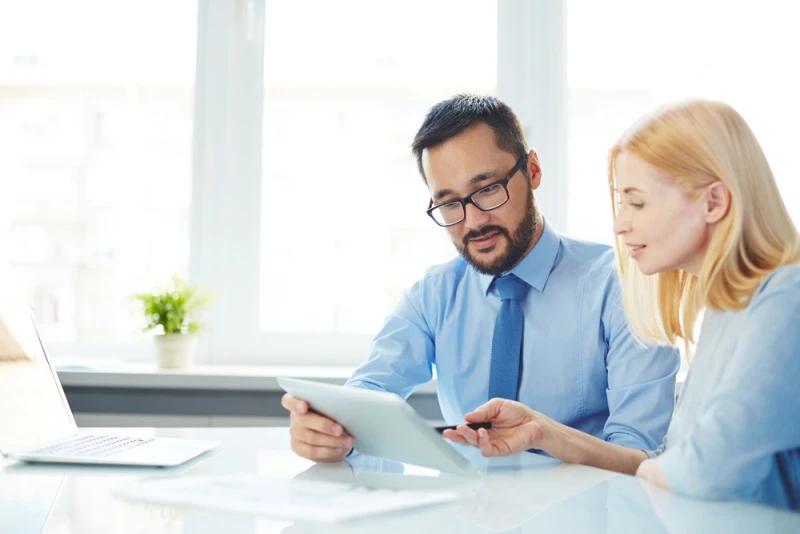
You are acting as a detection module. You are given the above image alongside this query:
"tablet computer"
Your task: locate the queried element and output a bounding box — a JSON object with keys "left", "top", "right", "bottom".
{"left": 277, "top": 377, "right": 479, "bottom": 477}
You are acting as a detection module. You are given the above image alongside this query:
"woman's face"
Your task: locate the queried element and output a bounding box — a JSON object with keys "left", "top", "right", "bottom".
{"left": 612, "top": 151, "right": 712, "bottom": 276}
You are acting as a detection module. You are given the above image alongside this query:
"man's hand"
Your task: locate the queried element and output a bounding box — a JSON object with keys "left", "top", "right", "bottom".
{"left": 442, "top": 398, "right": 548, "bottom": 457}
{"left": 281, "top": 393, "right": 354, "bottom": 462}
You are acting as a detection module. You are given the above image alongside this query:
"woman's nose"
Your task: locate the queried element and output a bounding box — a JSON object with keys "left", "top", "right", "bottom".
{"left": 613, "top": 212, "right": 630, "bottom": 235}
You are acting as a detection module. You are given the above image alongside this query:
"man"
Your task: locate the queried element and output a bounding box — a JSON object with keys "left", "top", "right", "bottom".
{"left": 282, "top": 94, "right": 679, "bottom": 462}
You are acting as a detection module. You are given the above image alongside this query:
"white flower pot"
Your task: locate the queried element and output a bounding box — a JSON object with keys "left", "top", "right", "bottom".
{"left": 154, "top": 334, "right": 198, "bottom": 370}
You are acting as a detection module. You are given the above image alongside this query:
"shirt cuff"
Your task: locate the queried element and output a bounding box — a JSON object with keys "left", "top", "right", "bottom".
{"left": 644, "top": 443, "right": 666, "bottom": 459}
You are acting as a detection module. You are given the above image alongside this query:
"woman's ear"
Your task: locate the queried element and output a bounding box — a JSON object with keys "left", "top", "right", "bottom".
{"left": 704, "top": 181, "right": 731, "bottom": 224}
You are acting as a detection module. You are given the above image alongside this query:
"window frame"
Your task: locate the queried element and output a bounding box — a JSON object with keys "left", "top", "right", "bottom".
{"left": 49, "top": 0, "right": 569, "bottom": 366}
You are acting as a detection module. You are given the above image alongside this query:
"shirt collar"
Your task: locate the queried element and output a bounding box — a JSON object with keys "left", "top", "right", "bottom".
{"left": 478, "top": 218, "right": 561, "bottom": 295}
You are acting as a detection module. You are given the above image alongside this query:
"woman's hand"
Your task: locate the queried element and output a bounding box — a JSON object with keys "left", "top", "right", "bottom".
{"left": 442, "top": 398, "right": 549, "bottom": 456}
{"left": 636, "top": 457, "right": 670, "bottom": 490}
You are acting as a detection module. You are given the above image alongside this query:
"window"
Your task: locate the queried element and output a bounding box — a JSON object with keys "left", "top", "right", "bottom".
{"left": 260, "top": 0, "right": 497, "bottom": 335}
{"left": 0, "top": 1, "right": 197, "bottom": 345}
{"left": 567, "top": 0, "right": 800, "bottom": 243}
{"left": 23, "top": 1, "right": 777, "bottom": 366}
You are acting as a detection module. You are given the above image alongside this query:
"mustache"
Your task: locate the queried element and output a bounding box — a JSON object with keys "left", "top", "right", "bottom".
{"left": 463, "top": 225, "right": 509, "bottom": 247}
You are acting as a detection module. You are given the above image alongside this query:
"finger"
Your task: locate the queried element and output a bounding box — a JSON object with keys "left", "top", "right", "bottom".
{"left": 293, "top": 441, "right": 350, "bottom": 463}
{"left": 441, "top": 429, "right": 469, "bottom": 446}
{"left": 477, "top": 427, "right": 497, "bottom": 457}
{"left": 294, "top": 426, "right": 354, "bottom": 449}
{"left": 456, "top": 425, "right": 479, "bottom": 447}
{"left": 291, "top": 410, "right": 345, "bottom": 437}
{"left": 281, "top": 394, "right": 309, "bottom": 414}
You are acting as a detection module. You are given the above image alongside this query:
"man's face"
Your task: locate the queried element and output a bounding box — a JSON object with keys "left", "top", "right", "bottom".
{"left": 423, "top": 122, "right": 541, "bottom": 275}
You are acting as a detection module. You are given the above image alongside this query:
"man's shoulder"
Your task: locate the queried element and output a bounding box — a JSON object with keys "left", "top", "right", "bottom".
{"left": 403, "top": 256, "right": 475, "bottom": 308}
{"left": 555, "top": 234, "right": 617, "bottom": 276}
{"left": 420, "top": 255, "right": 470, "bottom": 284}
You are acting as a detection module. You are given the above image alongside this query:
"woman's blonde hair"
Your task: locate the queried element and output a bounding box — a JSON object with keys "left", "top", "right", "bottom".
{"left": 608, "top": 99, "right": 800, "bottom": 351}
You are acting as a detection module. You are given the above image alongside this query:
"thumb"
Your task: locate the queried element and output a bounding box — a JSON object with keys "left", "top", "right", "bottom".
{"left": 281, "top": 393, "right": 308, "bottom": 414}
{"left": 465, "top": 398, "right": 503, "bottom": 423}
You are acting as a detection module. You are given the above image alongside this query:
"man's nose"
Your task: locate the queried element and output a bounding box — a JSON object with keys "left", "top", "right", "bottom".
{"left": 463, "top": 203, "right": 490, "bottom": 230}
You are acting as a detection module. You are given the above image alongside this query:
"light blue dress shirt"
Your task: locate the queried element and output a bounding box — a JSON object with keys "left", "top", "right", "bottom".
{"left": 347, "top": 220, "right": 680, "bottom": 450}
{"left": 657, "top": 265, "right": 800, "bottom": 509}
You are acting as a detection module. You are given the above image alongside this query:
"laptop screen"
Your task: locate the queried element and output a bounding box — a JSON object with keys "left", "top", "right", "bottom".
{"left": 0, "top": 307, "right": 76, "bottom": 454}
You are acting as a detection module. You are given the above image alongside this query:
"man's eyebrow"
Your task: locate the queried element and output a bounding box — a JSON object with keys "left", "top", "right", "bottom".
{"left": 432, "top": 170, "right": 502, "bottom": 202}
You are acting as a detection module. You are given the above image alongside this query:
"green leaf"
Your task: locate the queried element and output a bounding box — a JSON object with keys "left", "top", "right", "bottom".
{"left": 132, "top": 275, "right": 215, "bottom": 335}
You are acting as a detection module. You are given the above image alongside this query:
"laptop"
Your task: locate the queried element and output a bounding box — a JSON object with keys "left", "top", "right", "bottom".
{"left": 0, "top": 304, "right": 220, "bottom": 467}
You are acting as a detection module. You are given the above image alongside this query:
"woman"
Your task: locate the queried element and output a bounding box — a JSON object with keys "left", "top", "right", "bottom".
{"left": 443, "top": 99, "right": 800, "bottom": 509}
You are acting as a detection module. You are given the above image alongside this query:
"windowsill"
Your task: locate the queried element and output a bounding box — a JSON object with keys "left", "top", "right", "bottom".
{"left": 55, "top": 363, "right": 439, "bottom": 394}
{"left": 55, "top": 362, "right": 684, "bottom": 396}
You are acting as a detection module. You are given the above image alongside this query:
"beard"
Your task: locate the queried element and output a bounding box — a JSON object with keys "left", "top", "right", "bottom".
{"left": 454, "top": 190, "right": 538, "bottom": 276}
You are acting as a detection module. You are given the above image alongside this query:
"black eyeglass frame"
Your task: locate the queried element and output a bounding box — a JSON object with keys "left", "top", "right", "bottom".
{"left": 425, "top": 154, "right": 528, "bottom": 227}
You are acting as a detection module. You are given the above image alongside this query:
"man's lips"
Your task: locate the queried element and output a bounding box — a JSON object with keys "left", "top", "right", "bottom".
{"left": 470, "top": 231, "right": 501, "bottom": 249}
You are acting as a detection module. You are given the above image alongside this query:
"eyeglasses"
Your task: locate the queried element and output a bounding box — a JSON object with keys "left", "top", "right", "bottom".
{"left": 426, "top": 155, "right": 527, "bottom": 227}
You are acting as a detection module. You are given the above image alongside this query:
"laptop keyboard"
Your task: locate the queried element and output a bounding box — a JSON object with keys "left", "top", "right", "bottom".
{"left": 29, "top": 434, "right": 154, "bottom": 458}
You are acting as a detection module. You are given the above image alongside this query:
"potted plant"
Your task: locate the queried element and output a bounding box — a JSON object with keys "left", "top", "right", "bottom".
{"left": 133, "top": 275, "right": 214, "bottom": 370}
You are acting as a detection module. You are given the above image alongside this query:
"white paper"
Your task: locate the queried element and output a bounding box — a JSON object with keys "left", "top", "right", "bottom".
{"left": 115, "top": 473, "right": 461, "bottom": 523}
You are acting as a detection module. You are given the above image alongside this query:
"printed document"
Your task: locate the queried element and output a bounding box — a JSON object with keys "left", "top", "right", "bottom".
{"left": 115, "top": 473, "right": 461, "bottom": 523}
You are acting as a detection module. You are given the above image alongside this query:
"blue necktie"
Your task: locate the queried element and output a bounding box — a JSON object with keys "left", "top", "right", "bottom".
{"left": 488, "top": 274, "right": 530, "bottom": 401}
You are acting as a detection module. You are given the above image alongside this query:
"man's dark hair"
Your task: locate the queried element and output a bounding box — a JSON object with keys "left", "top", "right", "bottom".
{"left": 411, "top": 94, "right": 529, "bottom": 183}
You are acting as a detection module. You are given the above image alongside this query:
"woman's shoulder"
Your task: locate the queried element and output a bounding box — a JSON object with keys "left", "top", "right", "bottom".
{"left": 752, "top": 263, "right": 800, "bottom": 303}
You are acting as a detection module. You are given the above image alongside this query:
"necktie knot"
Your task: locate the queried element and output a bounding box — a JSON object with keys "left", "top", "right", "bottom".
{"left": 494, "top": 274, "right": 529, "bottom": 301}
